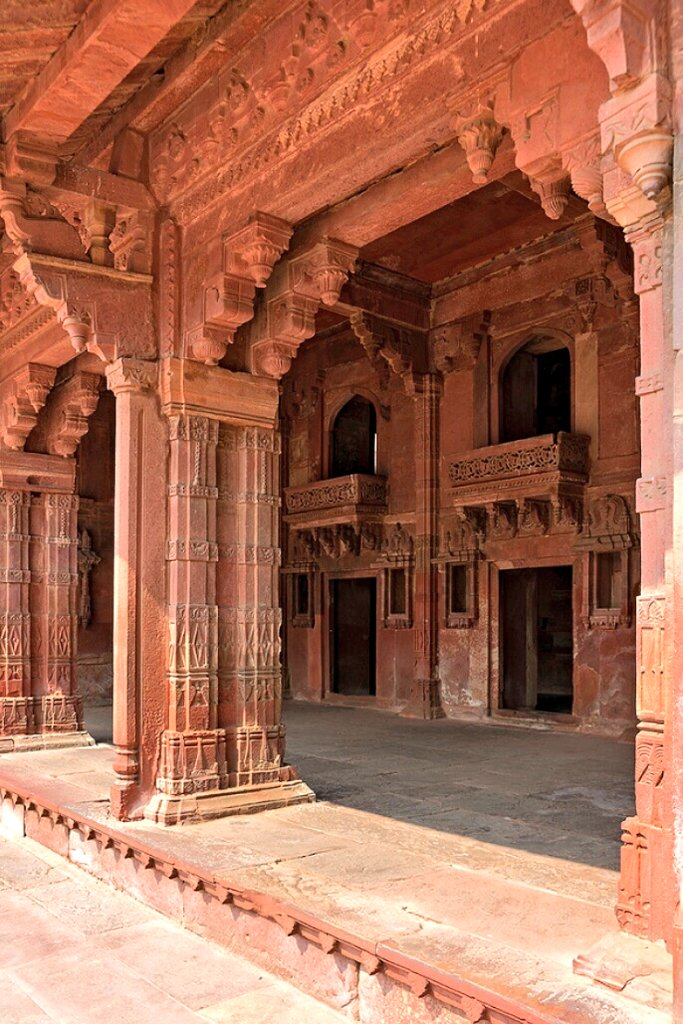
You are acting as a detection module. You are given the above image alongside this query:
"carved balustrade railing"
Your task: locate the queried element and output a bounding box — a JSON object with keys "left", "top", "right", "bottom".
{"left": 449, "top": 432, "right": 590, "bottom": 517}
{"left": 284, "top": 473, "right": 388, "bottom": 526}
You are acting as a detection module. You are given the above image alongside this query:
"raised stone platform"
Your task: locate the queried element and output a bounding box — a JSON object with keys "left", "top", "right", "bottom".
{"left": 0, "top": 718, "right": 671, "bottom": 1024}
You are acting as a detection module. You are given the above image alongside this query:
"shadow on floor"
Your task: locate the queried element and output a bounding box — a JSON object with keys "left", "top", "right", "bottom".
{"left": 84, "top": 700, "right": 634, "bottom": 871}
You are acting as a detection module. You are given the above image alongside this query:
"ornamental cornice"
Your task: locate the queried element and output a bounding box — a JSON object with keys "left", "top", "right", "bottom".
{"left": 159, "top": 0, "right": 503, "bottom": 225}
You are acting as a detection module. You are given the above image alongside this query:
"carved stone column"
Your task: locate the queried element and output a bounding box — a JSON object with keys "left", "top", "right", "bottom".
{"left": 150, "top": 357, "right": 313, "bottom": 823}
{"left": 0, "top": 451, "right": 90, "bottom": 749}
{"left": 30, "top": 490, "right": 81, "bottom": 733}
{"left": 218, "top": 424, "right": 299, "bottom": 789}
{"left": 0, "top": 485, "right": 31, "bottom": 742}
{"left": 616, "top": 216, "right": 674, "bottom": 943}
{"left": 148, "top": 414, "right": 226, "bottom": 821}
{"left": 403, "top": 373, "right": 444, "bottom": 718}
{"left": 106, "top": 358, "right": 167, "bottom": 820}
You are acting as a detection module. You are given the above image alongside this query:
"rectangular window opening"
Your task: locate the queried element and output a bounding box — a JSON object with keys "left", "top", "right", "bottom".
{"left": 449, "top": 564, "right": 468, "bottom": 615}
{"left": 295, "top": 573, "right": 310, "bottom": 618}
{"left": 596, "top": 551, "right": 620, "bottom": 609}
{"left": 389, "top": 567, "right": 407, "bottom": 616}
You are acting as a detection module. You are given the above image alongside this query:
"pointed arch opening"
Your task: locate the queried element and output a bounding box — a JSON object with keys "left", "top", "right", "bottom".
{"left": 329, "top": 394, "right": 377, "bottom": 477}
{"left": 501, "top": 335, "right": 571, "bottom": 443}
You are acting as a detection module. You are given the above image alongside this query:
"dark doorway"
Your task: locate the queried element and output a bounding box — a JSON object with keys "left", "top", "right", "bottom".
{"left": 501, "top": 338, "right": 571, "bottom": 442}
{"left": 501, "top": 566, "right": 573, "bottom": 714}
{"left": 330, "top": 577, "right": 376, "bottom": 696}
{"left": 330, "top": 396, "right": 377, "bottom": 476}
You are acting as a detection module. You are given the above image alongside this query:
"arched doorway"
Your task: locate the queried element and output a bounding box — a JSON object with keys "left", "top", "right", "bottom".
{"left": 501, "top": 335, "right": 571, "bottom": 443}
{"left": 329, "top": 395, "right": 377, "bottom": 477}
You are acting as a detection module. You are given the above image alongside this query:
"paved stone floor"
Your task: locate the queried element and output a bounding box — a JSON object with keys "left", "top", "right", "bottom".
{"left": 89, "top": 699, "right": 635, "bottom": 870}
{"left": 0, "top": 704, "right": 669, "bottom": 1023}
{"left": 0, "top": 831, "right": 346, "bottom": 1023}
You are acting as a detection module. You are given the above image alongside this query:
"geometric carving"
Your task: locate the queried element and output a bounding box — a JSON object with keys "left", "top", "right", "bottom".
{"left": 450, "top": 433, "right": 590, "bottom": 485}
{"left": 284, "top": 474, "right": 387, "bottom": 519}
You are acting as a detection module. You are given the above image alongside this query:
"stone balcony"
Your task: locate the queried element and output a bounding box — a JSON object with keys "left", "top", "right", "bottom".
{"left": 284, "top": 473, "right": 388, "bottom": 527}
{"left": 448, "top": 433, "right": 590, "bottom": 531}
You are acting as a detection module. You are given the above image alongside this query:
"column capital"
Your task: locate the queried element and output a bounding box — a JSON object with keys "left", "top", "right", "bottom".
{"left": 105, "top": 358, "right": 158, "bottom": 396}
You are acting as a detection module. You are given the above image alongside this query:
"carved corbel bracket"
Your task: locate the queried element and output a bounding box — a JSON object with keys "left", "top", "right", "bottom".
{"left": 186, "top": 213, "right": 293, "bottom": 366}
{"left": 0, "top": 176, "right": 86, "bottom": 260}
{"left": 571, "top": 0, "right": 673, "bottom": 204}
{"left": 570, "top": 0, "right": 655, "bottom": 91}
{"left": 251, "top": 293, "right": 319, "bottom": 379}
{"left": 349, "top": 310, "right": 422, "bottom": 389}
{"left": 289, "top": 238, "right": 358, "bottom": 307}
{"left": 4, "top": 132, "right": 58, "bottom": 187}
{"left": 0, "top": 363, "right": 56, "bottom": 451}
{"left": 562, "top": 133, "right": 613, "bottom": 221}
{"left": 12, "top": 250, "right": 155, "bottom": 363}
{"left": 13, "top": 252, "right": 93, "bottom": 354}
{"left": 432, "top": 311, "right": 491, "bottom": 374}
{"left": 247, "top": 236, "right": 357, "bottom": 379}
{"left": 453, "top": 98, "right": 504, "bottom": 185}
{"left": 226, "top": 213, "right": 293, "bottom": 287}
{"left": 528, "top": 170, "right": 572, "bottom": 221}
{"left": 44, "top": 371, "right": 103, "bottom": 458}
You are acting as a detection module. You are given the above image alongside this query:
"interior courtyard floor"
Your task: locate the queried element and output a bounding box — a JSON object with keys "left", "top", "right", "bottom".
{"left": 0, "top": 703, "right": 672, "bottom": 1023}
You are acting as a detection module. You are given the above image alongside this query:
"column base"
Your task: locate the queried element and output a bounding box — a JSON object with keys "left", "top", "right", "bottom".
{"left": 143, "top": 777, "right": 316, "bottom": 826}
{"left": 0, "top": 695, "right": 94, "bottom": 752}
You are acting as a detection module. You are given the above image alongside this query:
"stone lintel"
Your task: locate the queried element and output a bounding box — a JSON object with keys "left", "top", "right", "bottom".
{"left": 0, "top": 451, "right": 76, "bottom": 493}
{"left": 160, "top": 357, "right": 279, "bottom": 428}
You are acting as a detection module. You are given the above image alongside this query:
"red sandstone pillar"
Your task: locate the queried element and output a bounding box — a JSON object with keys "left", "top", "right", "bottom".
{"left": 403, "top": 372, "right": 444, "bottom": 718}
{"left": 30, "top": 490, "right": 82, "bottom": 734}
{"left": 616, "top": 215, "right": 676, "bottom": 942}
{"left": 220, "top": 424, "right": 290, "bottom": 786}
{"left": 0, "top": 451, "right": 90, "bottom": 749}
{"left": 0, "top": 485, "right": 32, "bottom": 742}
{"left": 106, "top": 358, "right": 167, "bottom": 820}
{"left": 146, "top": 374, "right": 313, "bottom": 824}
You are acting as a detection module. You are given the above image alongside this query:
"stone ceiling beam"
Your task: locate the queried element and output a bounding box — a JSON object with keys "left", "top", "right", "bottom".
{"left": 3, "top": 0, "right": 201, "bottom": 146}
{"left": 295, "top": 135, "right": 517, "bottom": 253}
